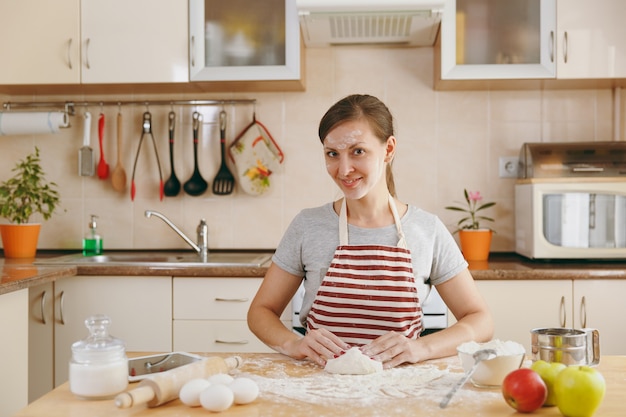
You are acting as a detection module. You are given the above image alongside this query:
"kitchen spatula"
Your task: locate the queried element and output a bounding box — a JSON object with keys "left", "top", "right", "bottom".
{"left": 212, "top": 110, "right": 235, "bottom": 195}
{"left": 78, "top": 111, "right": 94, "bottom": 176}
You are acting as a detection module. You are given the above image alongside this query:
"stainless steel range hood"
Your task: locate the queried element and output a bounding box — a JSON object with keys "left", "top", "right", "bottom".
{"left": 296, "top": 0, "right": 445, "bottom": 47}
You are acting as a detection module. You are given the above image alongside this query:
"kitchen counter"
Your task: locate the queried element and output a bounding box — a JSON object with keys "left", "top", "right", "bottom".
{"left": 2, "top": 251, "right": 626, "bottom": 296}
{"left": 13, "top": 353, "right": 626, "bottom": 417}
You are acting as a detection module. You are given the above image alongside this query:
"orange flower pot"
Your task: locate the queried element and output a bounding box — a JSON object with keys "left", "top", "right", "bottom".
{"left": 459, "top": 229, "right": 492, "bottom": 262}
{"left": 0, "top": 223, "right": 41, "bottom": 258}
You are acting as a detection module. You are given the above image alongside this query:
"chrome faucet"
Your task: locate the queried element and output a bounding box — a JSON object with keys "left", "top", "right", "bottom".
{"left": 144, "top": 210, "right": 208, "bottom": 260}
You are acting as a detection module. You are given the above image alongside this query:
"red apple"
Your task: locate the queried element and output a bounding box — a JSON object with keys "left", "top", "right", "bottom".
{"left": 501, "top": 368, "right": 547, "bottom": 413}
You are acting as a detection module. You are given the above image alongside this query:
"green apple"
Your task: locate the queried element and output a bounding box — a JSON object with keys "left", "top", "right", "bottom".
{"left": 530, "top": 359, "right": 567, "bottom": 406}
{"left": 554, "top": 366, "right": 606, "bottom": 417}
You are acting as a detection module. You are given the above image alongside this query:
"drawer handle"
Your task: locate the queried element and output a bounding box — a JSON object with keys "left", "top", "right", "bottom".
{"left": 40, "top": 290, "right": 48, "bottom": 325}
{"left": 215, "top": 339, "right": 249, "bottom": 345}
{"left": 215, "top": 297, "right": 249, "bottom": 302}
{"left": 580, "top": 296, "right": 587, "bottom": 328}
{"left": 58, "top": 290, "right": 66, "bottom": 325}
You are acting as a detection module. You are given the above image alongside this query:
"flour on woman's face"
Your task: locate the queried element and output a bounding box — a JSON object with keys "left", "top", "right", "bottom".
{"left": 323, "top": 120, "right": 388, "bottom": 200}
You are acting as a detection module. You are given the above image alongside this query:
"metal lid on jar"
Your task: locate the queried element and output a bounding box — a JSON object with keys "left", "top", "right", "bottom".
{"left": 71, "top": 314, "right": 126, "bottom": 363}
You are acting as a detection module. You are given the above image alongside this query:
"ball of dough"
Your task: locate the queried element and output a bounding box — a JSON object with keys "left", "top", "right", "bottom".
{"left": 324, "top": 347, "right": 383, "bottom": 375}
{"left": 199, "top": 384, "right": 234, "bottom": 412}
{"left": 230, "top": 377, "right": 259, "bottom": 404}
{"left": 179, "top": 378, "right": 211, "bottom": 407}
{"left": 208, "top": 373, "right": 235, "bottom": 385}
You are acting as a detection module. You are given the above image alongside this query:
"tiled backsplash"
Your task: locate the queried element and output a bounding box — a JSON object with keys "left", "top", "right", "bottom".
{"left": 0, "top": 47, "right": 623, "bottom": 253}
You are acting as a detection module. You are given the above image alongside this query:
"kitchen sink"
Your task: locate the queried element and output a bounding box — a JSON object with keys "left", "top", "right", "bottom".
{"left": 35, "top": 251, "right": 273, "bottom": 268}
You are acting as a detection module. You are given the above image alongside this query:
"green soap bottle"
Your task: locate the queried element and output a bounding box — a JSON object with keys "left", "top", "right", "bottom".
{"left": 83, "top": 214, "right": 103, "bottom": 256}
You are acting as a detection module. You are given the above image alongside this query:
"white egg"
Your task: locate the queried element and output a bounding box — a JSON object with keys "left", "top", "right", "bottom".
{"left": 230, "top": 377, "right": 259, "bottom": 404}
{"left": 208, "top": 373, "right": 234, "bottom": 385}
{"left": 199, "top": 384, "right": 234, "bottom": 412}
{"left": 179, "top": 378, "right": 211, "bottom": 407}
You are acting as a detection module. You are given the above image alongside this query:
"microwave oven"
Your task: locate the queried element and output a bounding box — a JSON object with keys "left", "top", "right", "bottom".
{"left": 514, "top": 141, "right": 626, "bottom": 260}
{"left": 515, "top": 181, "right": 626, "bottom": 259}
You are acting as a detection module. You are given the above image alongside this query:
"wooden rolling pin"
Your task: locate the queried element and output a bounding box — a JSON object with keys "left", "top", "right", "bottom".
{"left": 115, "top": 356, "right": 242, "bottom": 409}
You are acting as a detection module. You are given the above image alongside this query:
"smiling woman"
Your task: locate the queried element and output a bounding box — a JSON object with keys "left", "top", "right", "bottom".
{"left": 247, "top": 94, "right": 493, "bottom": 370}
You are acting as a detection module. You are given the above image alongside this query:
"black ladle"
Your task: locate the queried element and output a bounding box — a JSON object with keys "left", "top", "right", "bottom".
{"left": 183, "top": 112, "right": 208, "bottom": 196}
{"left": 163, "top": 111, "right": 181, "bottom": 197}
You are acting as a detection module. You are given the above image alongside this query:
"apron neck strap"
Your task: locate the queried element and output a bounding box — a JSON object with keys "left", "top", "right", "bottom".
{"left": 339, "top": 196, "right": 407, "bottom": 248}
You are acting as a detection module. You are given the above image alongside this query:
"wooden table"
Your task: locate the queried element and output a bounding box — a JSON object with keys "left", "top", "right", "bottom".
{"left": 14, "top": 354, "right": 626, "bottom": 417}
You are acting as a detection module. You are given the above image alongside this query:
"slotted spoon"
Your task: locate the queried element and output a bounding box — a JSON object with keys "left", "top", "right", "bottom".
{"left": 211, "top": 110, "right": 235, "bottom": 195}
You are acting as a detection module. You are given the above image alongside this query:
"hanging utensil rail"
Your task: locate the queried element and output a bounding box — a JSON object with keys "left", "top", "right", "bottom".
{"left": 2, "top": 98, "right": 256, "bottom": 116}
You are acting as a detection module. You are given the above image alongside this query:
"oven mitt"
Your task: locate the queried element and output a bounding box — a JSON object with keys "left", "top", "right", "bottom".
{"left": 228, "top": 116, "right": 284, "bottom": 196}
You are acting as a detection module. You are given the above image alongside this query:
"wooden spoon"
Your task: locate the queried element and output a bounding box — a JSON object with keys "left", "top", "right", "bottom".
{"left": 111, "top": 112, "right": 127, "bottom": 192}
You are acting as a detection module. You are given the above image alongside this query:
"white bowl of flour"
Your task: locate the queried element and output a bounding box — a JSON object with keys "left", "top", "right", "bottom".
{"left": 457, "top": 339, "right": 525, "bottom": 388}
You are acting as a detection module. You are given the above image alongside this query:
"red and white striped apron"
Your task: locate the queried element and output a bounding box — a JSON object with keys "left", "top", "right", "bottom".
{"left": 306, "top": 196, "right": 423, "bottom": 346}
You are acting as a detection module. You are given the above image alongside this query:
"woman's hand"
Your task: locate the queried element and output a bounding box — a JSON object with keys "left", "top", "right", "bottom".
{"left": 360, "top": 331, "right": 421, "bottom": 369}
{"left": 285, "top": 328, "right": 351, "bottom": 367}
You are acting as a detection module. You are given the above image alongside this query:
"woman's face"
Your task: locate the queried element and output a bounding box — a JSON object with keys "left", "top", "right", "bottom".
{"left": 323, "top": 119, "right": 394, "bottom": 200}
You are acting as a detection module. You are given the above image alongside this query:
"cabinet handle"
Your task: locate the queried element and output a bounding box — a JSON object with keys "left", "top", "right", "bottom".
{"left": 580, "top": 296, "right": 587, "bottom": 328}
{"left": 559, "top": 295, "right": 566, "bottom": 327}
{"left": 563, "top": 31, "right": 568, "bottom": 64}
{"left": 58, "top": 290, "right": 66, "bottom": 325}
{"left": 40, "top": 290, "right": 48, "bottom": 325}
{"left": 549, "top": 31, "right": 554, "bottom": 63}
{"left": 215, "top": 297, "right": 249, "bottom": 302}
{"left": 215, "top": 339, "right": 249, "bottom": 345}
{"left": 191, "top": 35, "right": 195, "bottom": 67}
{"left": 85, "top": 38, "right": 91, "bottom": 69}
{"left": 67, "top": 38, "right": 73, "bottom": 70}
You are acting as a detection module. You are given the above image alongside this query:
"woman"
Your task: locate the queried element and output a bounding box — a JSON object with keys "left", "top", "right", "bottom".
{"left": 248, "top": 94, "right": 493, "bottom": 369}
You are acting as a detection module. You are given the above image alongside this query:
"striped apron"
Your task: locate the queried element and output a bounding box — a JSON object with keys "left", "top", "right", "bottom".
{"left": 306, "top": 196, "right": 423, "bottom": 346}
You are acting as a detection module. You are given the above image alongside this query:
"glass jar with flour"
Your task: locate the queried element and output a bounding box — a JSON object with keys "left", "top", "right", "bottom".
{"left": 69, "top": 314, "right": 128, "bottom": 399}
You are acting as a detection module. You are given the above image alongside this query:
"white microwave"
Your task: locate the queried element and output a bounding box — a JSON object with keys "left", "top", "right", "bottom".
{"left": 515, "top": 180, "right": 626, "bottom": 259}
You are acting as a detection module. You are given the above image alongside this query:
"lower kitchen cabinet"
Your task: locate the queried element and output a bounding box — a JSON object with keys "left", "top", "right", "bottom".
{"left": 173, "top": 277, "right": 291, "bottom": 353}
{"left": 475, "top": 279, "right": 626, "bottom": 356}
{"left": 53, "top": 275, "right": 172, "bottom": 385}
{"left": 475, "top": 280, "right": 572, "bottom": 354}
{"left": 0, "top": 289, "right": 28, "bottom": 417}
{"left": 573, "top": 280, "right": 626, "bottom": 355}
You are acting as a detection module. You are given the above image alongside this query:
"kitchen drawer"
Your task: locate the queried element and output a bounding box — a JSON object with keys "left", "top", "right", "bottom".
{"left": 173, "top": 319, "right": 290, "bottom": 353}
{"left": 173, "top": 277, "right": 290, "bottom": 320}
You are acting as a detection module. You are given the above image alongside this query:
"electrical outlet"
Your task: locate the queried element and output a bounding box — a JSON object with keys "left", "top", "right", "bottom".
{"left": 499, "top": 157, "right": 519, "bottom": 178}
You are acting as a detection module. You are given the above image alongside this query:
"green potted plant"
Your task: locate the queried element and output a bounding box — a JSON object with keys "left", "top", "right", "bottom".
{"left": 445, "top": 189, "right": 496, "bottom": 262}
{"left": 0, "top": 147, "right": 60, "bottom": 258}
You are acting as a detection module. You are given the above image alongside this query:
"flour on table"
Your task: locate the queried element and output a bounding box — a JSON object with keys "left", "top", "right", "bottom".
{"left": 324, "top": 347, "right": 383, "bottom": 375}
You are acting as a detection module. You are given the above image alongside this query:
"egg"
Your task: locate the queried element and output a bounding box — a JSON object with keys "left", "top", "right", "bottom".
{"left": 199, "top": 384, "right": 234, "bottom": 412}
{"left": 230, "top": 377, "right": 259, "bottom": 404}
{"left": 179, "top": 378, "right": 211, "bottom": 407}
{"left": 208, "top": 373, "right": 234, "bottom": 385}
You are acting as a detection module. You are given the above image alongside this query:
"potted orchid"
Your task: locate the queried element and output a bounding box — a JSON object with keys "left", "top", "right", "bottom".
{"left": 445, "top": 189, "right": 496, "bottom": 261}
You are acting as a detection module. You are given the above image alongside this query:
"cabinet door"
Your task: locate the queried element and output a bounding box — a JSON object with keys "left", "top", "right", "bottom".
{"left": 440, "top": 0, "right": 556, "bottom": 80}
{"left": 80, "top": 0, "right": 188, "bottom": 83}
{"left": 0, "top": 0, "right": 80, "bottom": 84}
{"left": 475, "top": 280, "right": 572, "bottom": 354}
{"left": 555, "top": 0, "right": 626, "bottom": 78}
{"left": 189, "top": 0, "right": 300, "bottom": 81}
{"left": 28, "top": 283, "right": 54, "bottom": 402}
{"left": 53, "top": 275, "right": 172, "bottom": 386}
{"left": 573, "top": 280, "right": 626, "bottom": 355}
{"left": 174, "top": 320, "right": 284, "bottom": 352}
{"left": 0, "top": 290, "right": 28, "bottom": 417}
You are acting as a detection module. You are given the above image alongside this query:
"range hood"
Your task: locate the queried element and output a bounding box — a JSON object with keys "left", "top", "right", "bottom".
{"left": 296, "top": 0, "right": 445, "bottom": 47}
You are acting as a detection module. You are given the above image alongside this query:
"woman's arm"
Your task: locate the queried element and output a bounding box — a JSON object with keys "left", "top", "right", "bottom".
{"left": 248, "top": 263, "right": 350, "bottom": 365}
{"left": 362, "top": 269, "right": 493, "bottom": 368}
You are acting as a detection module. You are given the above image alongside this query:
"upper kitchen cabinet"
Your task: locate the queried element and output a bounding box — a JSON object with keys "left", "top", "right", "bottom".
{"left": 0, "top": 0, "right": 187, "bottom": 88}
{"left": 440, "top": 0, "right": 556, "bottom": 80}
{"left": 555, "top": 0, "right": 626, "bottom": 79}
{"left": 439, "top": 0, "right": 626, "bottom": 82}
{"left": 188, "top": 0, "right": 302, "bottom": 87}
{"left": 81, "top": 0, "right": 188, "bottom": 84}
{"left": 0, "top": 0, "right": 81, "bottom": 84}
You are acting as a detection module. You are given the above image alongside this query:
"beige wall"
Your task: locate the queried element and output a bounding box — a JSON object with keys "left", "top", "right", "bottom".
{"left": 0, "top": 46, "right": 623, "bottom": 253}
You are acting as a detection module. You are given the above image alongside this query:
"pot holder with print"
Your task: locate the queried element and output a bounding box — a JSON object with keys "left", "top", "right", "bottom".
{"left": 228, "top": 114, "right": 284, "bottom": 195}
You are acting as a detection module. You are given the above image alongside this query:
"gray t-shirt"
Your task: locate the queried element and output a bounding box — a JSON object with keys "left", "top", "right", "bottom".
{"left": 272, "top": 202, "right": 468, "bottom": 326}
